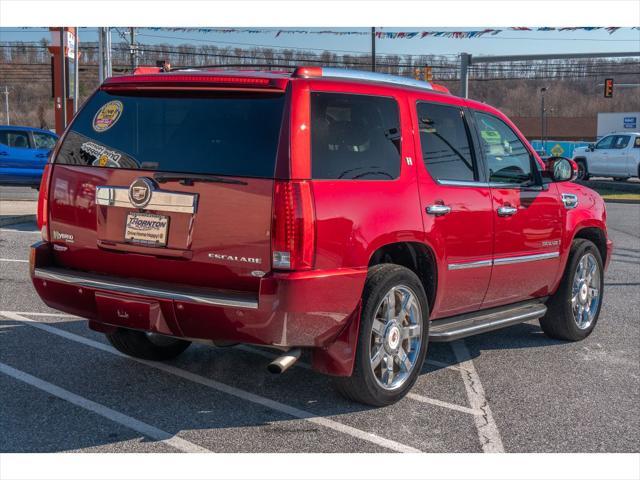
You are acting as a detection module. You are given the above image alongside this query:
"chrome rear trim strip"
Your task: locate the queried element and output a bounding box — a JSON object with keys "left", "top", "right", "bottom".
{"left": 96, "top": 186, "right": 198, "bottom": 214}
{"left": 448, "top": 251, "right": 559, "bottom": 270}
{"left": 33, "top": 267, "right": 258, "bottom": 309}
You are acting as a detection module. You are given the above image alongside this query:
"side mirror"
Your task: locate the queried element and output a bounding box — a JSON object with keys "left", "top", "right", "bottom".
{"left": 545, "top": 157, "right": 578, "bottom": 182}
{"left": 587, "top": 143, "right": 595, "bottom": 151}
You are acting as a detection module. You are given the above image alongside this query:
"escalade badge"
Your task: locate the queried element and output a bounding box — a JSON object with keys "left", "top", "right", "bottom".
{"left": 128, "top": 178, "right": 155, "bottom": 209}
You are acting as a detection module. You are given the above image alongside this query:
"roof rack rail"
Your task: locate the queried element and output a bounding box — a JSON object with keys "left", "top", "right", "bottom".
{"left": 292, "top": 66, "right": 450, "bottom": 93}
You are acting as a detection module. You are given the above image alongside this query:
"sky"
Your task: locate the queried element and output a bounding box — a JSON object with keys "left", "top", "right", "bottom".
{"left": 0, "top": 27, "right": 639, "bottom": 58}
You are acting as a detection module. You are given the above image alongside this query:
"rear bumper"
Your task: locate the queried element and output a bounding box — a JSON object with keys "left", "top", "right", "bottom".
{"left": 29, "top": 241, "right": 367, "bottom": 349}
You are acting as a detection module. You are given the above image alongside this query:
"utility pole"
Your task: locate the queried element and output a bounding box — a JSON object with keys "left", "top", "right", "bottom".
{"left": 459, "top": 53, "right": 471, "bottom": 98}
{"left": 59, "top": 29, "right": 67, "bottom": 130}
{"left": 74, "top": 28, "right": 79, "bottom": 113}
{"left": 371, "top": 27, "right": 376, "bottom": 72}
{"left": 98, "top": 27, "right": 104, "bottom": 83}
{"left": 540, "top": 87, "right": 547, "bottom": 153}
{"left": 129, "top": 27, "right": 137, "bottom": 72}
{"left": 3, "top": 86, "right": 9, "bottom": 125}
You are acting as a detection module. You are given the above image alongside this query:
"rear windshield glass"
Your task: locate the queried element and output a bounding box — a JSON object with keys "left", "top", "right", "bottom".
{"left": 56, "top": 90, "right": 285, "bottom": 178}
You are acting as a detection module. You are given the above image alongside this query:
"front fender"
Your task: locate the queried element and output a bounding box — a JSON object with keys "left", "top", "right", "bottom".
{"left": 550, "top": 183, "right": 609, "bottom": 293}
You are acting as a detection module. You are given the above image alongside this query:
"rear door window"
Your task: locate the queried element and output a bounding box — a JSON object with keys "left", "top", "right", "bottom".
{"left": 311, "top": 92, "right": 401, "bottom": 180}
{"left": 0, "top": 130, "right": 31, "bottom": 149}
{"left": 613, "top": 135, "right": 630, "bottom": 149}
{"left": 56, "top": 90, "right": 286, "bottom": 178}
{"left": 416, "top": 102, "right": 477, "bottom": 182}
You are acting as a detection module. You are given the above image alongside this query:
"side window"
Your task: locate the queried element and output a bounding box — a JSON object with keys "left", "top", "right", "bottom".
{"left": 33, "top": 132, "right": 57, "bottom": 150}
{"left": 0, "top": 130, "right": 30, "bottom": 149}
{"left": 416, "top": 102, "right": 476, "bottom": 182}
{"left": 311, "top": 93, "right": 400, "bottom": 180}
{"left": 613, "top": 135, "right": 630, "bottom": 149}
{"left": 475, "top": 112, "right": 533, "bottom": 185}
{"left": 595, "top": 136, "right": 614, "bottom": 150}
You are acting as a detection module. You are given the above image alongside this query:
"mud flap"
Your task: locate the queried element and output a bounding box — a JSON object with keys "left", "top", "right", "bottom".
{"left": 311, "top": 301, "right": 362, "bottom": 377}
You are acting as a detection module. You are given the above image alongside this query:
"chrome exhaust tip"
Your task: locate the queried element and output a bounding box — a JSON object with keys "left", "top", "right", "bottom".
{"left": 267, "top": 348, "right": 301, "bottom": 374}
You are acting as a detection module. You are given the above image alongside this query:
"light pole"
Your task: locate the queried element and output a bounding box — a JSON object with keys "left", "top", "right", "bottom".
{"left": 540, "top": 87, "right": 547, "bottom": 153}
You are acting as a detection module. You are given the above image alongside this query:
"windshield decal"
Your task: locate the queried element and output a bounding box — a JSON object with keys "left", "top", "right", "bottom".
{"left": 92, "top": 100, "right": 123, "bottom": 132}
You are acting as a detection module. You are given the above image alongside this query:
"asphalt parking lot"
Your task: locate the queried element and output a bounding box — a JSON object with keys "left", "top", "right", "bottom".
{"left": 0, "top": 193, "right": 638, "bottom": 453}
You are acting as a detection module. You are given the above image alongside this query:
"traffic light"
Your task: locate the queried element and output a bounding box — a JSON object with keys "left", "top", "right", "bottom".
{"left": 604, "top": 78, "right": 614, "bottom": 98}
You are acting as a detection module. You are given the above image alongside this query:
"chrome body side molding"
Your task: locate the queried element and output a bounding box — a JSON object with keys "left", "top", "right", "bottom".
{"left": 448, "top": 259, "right": 493, "bottom": 271}
{"left": 492, "top": 251, "right": 560, "bottom": 265}
{"left": 448, "top": 251, "right": 559, "bottom": 270}
{"left": 33, "top": 267, "right": 258, "bottom": 309}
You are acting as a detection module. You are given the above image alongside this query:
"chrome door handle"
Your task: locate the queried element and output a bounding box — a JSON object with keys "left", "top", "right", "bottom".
{"left": 426, "top": 204, "right": 451, "bottom": 216}
{"left": 497, "top": 206, "right": 518, "bottom": 217}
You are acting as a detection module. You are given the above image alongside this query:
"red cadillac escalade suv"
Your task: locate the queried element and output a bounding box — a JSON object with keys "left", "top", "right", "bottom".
{"left": 30, "top": 67, "right": 613, "bottom": 406}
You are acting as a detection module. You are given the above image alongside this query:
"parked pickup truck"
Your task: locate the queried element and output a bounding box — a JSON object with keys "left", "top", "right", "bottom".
{"left": 573, "top": 131, "right": 640, "bottom": 181}
{"left": 30, "top": 67, "right": 612, "bottom": 406}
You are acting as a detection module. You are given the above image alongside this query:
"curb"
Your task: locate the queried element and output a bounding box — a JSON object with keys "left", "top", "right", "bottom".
{"left": 603, "top": 199, "right": 640, "bottom": 205}
{"left": 576, "top": 180, "right": 640, "bottom": 193}
{"left": 0, "top": 215, "right": 37, "bottom": 227}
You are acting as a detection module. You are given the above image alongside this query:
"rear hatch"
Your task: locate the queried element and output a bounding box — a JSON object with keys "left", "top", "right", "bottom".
{"left": 48, "top": 78, "right": 288, "bottom": 294}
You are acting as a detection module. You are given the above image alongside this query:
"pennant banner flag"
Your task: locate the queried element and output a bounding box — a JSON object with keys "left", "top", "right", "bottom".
{"left": 145, "top": 27, "right": 640, "bottom": 38}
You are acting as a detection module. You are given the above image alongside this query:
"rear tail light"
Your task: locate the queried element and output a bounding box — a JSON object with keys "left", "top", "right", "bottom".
{"left": 37, "top": 163, "right": 53, "bottom": 241}
{"left": 271, "top": 180, "right": 315, "bottom": 270}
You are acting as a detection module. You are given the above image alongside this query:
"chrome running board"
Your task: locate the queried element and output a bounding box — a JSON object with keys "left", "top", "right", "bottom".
{"left": 429, "top": 301, "right": 547, "bottom": 342}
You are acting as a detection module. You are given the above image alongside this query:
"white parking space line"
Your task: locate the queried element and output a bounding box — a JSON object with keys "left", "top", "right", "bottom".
{"left": 1, "top": 311, "right": 421, "bottom": 453}
{"left": 451, "top": 340, "right": 505, "bottom": 453}
{"left": 0, "top": 228, "right": 39, "bottom": 234}
{"left": 0, "top": 362, "right": 210, "bottom": 453}
{"left": 237, "top": 345, "right": 476, "bottom": 415}
{"left": 0, "top": 258, "right": 28, "bottom": 263}
{"left": 13, "top": 311, "right": 79, "bottom": 318}
{"left": 407, "top": 393, "right": 483, "bottom": 416}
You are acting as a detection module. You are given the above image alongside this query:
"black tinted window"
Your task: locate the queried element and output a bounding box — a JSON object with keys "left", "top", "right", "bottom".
{"left": 475, "top": 112, "right": 533, "bottom": 185}
{"left": 56, "top": 90, "right": 285, "bottom": 178}
{"left": 0, "top": 130, "right": 30, "bottom": 149}
{"left": 311, "top": 93, "right": 400, "bottom": 180}
{"left": 417, "top": 102, "right": 475, "bottom": 182}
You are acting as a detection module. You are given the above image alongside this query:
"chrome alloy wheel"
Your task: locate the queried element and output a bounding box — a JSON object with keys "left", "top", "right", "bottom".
{"left": 370, "top": 285, "right": 423, "bottom": 390}
{"left": 571, "top": 252, "right": 601, "bottom": 330}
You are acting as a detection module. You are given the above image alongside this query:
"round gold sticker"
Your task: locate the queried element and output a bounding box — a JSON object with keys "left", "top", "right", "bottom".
{"left": 92, "top": 100, "right": 123, "bottom": 132}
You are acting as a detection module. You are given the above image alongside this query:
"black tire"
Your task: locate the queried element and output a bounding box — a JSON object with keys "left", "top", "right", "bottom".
{"left": 576, "top": 160, "right": 590, "bottom": 181}
{"left": 332, "top": 264, "right": 430, "bottom": 406}
{"left": 540, "top": 239, "right": 604, "bottom": 341}
{"left": 106, "top": 328, "right": 191, "bottom": 361}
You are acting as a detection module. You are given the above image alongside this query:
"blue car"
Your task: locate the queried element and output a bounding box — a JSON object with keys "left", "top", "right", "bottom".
{"left": 0, "top": 126, "right": 58, "bottom": 187}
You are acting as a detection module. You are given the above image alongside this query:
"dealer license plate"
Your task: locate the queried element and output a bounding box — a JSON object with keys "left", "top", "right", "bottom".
{"left": 124, "top": 212, "right": 169, "bottom": 247}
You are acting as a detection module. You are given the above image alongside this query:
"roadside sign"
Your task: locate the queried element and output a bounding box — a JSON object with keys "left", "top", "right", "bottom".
{"left": 623, "top": 116, "right": 637, "bottom": 129}
{"left": 550, "top": 144, "right": 565, "bottom": 157}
